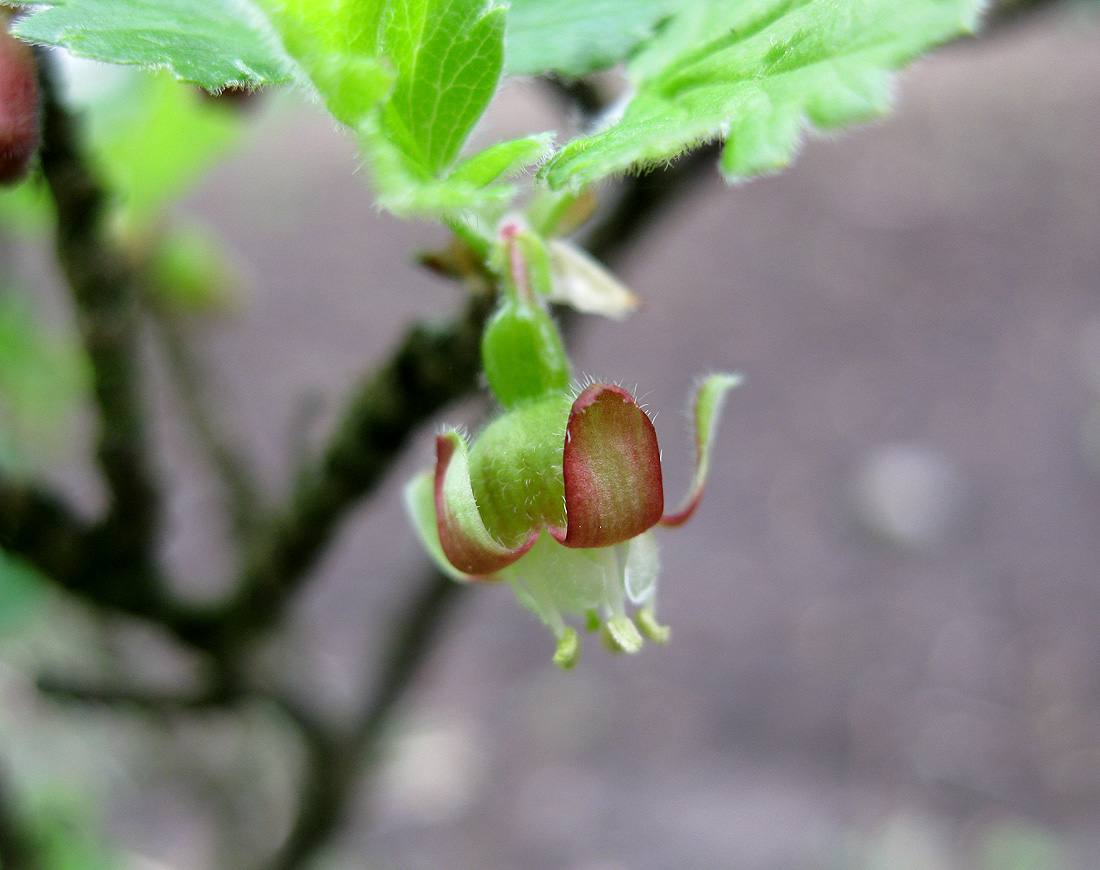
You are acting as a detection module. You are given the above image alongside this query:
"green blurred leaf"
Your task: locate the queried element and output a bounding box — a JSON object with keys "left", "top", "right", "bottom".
{"left": 84, "top": 70, "right": 245, "bottom": 221}
{"left": 142, "top": 221, "right": 243, "bottom": 315}
{"left": 0, "top": 180, "right": 53, "bottom": 238}
{"left": 0, "top": 549, "right": 48, "bottom": 635}
{"left": 540, "top": 0, "right": 985, "bottom": 189}
{"left": 0, "top": 289, "right": 89, "bottom": 468}
{"left": 11, "top": 0, "right": 294, "bottom": 91}
{"left": 503, "top": 0, "right": 672, "bottom": 77}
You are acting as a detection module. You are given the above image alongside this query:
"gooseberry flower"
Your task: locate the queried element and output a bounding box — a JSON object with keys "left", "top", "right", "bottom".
{"left": 405, "top": 372, "right": 740, "bottom": 667}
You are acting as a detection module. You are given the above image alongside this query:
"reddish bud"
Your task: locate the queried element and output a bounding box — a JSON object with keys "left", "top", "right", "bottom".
{"left": 0, "top": 18, "right": 40, "bottom": 186}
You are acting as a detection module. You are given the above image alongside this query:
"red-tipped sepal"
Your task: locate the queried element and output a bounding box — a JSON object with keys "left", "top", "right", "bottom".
{"left": 435, "top": 429, "right": 538, "bottom": 575}
{"left": 660, "top": 373, "right": 742, "bottom": 527}
{"left": 0, "top": 18, "right": 40, "bottom": 186}
{"left": 556, "top": 384, "right": 664, "bottom": 549}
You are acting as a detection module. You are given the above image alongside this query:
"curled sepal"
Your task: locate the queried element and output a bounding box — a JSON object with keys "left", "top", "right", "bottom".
{"left": 546, "top": 239, "right": 640, "bottom": 320}
{"left": 435, "top": 430, "right": 538, "bottom": 575}
{"left": 404, "top": 469, "right": 475, "bottom": 582}
{"left": 660, "top": 373, "right": 743, "bottom": 527}
{"left": 557, "top": 385, "right": 664, "bottom": 549}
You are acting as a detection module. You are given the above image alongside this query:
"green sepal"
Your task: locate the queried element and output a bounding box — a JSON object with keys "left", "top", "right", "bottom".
{"left": 403, "top": 468, "right": 474, "bottom": 582}
{"left": 660, "top": 372, "right": 742, "bottom": 526}
{"left": 467, "top": 392, "right": 571, "bottom": 543}
{"left": 435, "top": 428, "right": 539, "bottom": 575}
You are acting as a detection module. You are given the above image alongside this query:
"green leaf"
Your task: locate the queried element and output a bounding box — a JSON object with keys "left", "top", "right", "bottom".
{"left": 0, "top": 549, "right": 48, "bottom": 635}
{"left": 86, "top": 70, "right": 246, "bottom": 221}
{"left": 382, "top": 0, "right": 506, "bottom": 174}
{"left": 0, "top": 289, "right": 89, "bottom": 469}
{"left": 0, "top": 181, "right": 53, "bottom": 238}
{"left": 448, "top": 135, "right": 552, "bottom": 188}
{"left": 503, "top": 0, "right": 672, "bottom": 77}
{"left": 254, "top": 0, "right": 391, "bottom": 126}
{"left": 10, "top": 0, "right": 293, "bottom": 91}
{"left": 540, "top": 0, "right": 985, "bottom": 189}
{"left": 360, "top": 122, "right": 518, "bottom": 216}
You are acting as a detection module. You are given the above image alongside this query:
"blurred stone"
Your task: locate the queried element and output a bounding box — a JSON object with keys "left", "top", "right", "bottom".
{"left": 850, "top": 444, "right": 968, "bottom": 549}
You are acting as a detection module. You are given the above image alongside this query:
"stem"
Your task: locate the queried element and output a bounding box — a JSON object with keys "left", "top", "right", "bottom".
{"left": 174, "top": 291, "right": 495, "bottom": 655}
{"left": 0, "top": 766, "right": 41, "bottom": 870}
{"left": 36, "top": 51, "right": 159, "bottom": 564}
{"left": 147, "top": 305, "right": 264, "bottom": 539}
{"left": 261, "top": 569, "right": 461, "bottom": 870}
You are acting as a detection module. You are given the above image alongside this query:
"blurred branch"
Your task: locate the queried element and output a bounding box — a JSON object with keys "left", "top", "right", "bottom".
{"left": 0, "top": 766, "right": 41, "bottom": 870}
{"left": 35, "top": 672, "right": 232, "bottom": 712}
{"left": 36, "top": 51, "right": 159, "bottom": 564}
{"left": 262, "top": 568, "right": 461, "bottom": 870}
{"left": 148, "top": 306, "right": 265, "bottom": 539}
{"left": 0, "top": 475, "right": 88, "bottom": 583}
{"left": 172, "top": 291, "right": 495, "bottom": 655}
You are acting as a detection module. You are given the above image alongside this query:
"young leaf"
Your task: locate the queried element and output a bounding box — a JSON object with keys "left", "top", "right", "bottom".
{"left": 540, "top": 0, "right": 986, "bottom": 189}
{"left": 382, "top": 0, "right": 506, "bottom": 174}
{"left": 255, "top": 0, "right": 391, "bottom": 126}
{"left": 10, "top": 0, "right": 293, "bottom": 91}
{"left": 503, "top": 0, "right": 672, "bottom": 77}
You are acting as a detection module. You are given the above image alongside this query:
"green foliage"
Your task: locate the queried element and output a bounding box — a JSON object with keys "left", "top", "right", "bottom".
{"left": 10, "top": 0, "right": 293, "bottom": 91}
{"left": 540, "top": 0, "right": 985, "bottom": 188}
{"left": 0, "top": 290, "right": 89, "bottom": 469}
{"left": 503, "top": 0, "right": 672, "bottom": 77}
{"left": 255, "top": 0, "right": 390, "bottom": 126}
{"left": 382, "top": 0, "right": 505, "bottom": 173}
{"left": 86, "top": 70, "right": 245, "bottom": 222}
{"left": 10, "top": 0, "right": 983, "bottom": 221}
{"left": 0, "top": 549, "right": 48, "bottom": 634}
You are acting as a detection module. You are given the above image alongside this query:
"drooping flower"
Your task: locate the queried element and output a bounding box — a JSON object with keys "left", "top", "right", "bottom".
{"left": 405, "top": 373, "right": 740, "bottom": 667}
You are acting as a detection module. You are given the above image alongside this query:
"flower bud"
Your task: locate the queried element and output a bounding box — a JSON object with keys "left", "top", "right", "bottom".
{"left": 480, "top": 296, "right": 570, "bottom": 407}
{"left": 0, "top": 15, "right": 40, "bottom": 186}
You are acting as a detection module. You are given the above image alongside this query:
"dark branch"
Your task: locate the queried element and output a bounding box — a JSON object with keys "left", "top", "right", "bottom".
{"left": 174, "top": 292, "right": 494, "bottom": 654}
{"left": 36, "top": 50, "right": 159, "bottom": 562}
{"left": 0, "top": 475, "right": 87, "bottom": 584}
{"left": 261, "top": 568, "right": 461, "bottom": 870}
{"left": 35, "top": 673, "right": 232, "bottom": 712}
{"left": 0, "top": 765, "right": 41, "bottom": 870}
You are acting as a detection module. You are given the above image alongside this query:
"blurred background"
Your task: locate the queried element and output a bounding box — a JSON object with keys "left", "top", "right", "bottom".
{"left": 2, "top": 3, "right": 1099, "bottom": 869}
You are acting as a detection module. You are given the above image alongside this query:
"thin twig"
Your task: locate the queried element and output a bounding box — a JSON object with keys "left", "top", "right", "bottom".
{"left": 147, "top": 305, "right": 265, "bottom": 538}
{"left": 172, "top": 291, "right": 495, "bottom": 655}
{"left": 260, "top": 568, "right": 461, "bottom": 870}
{"left": 35, "top": 673, "right": 233, "bottom": 712}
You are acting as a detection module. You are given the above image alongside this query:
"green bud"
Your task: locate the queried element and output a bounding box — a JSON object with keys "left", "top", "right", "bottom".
{"left": 480, "top": 295, "right": 570, "bottom": 408}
